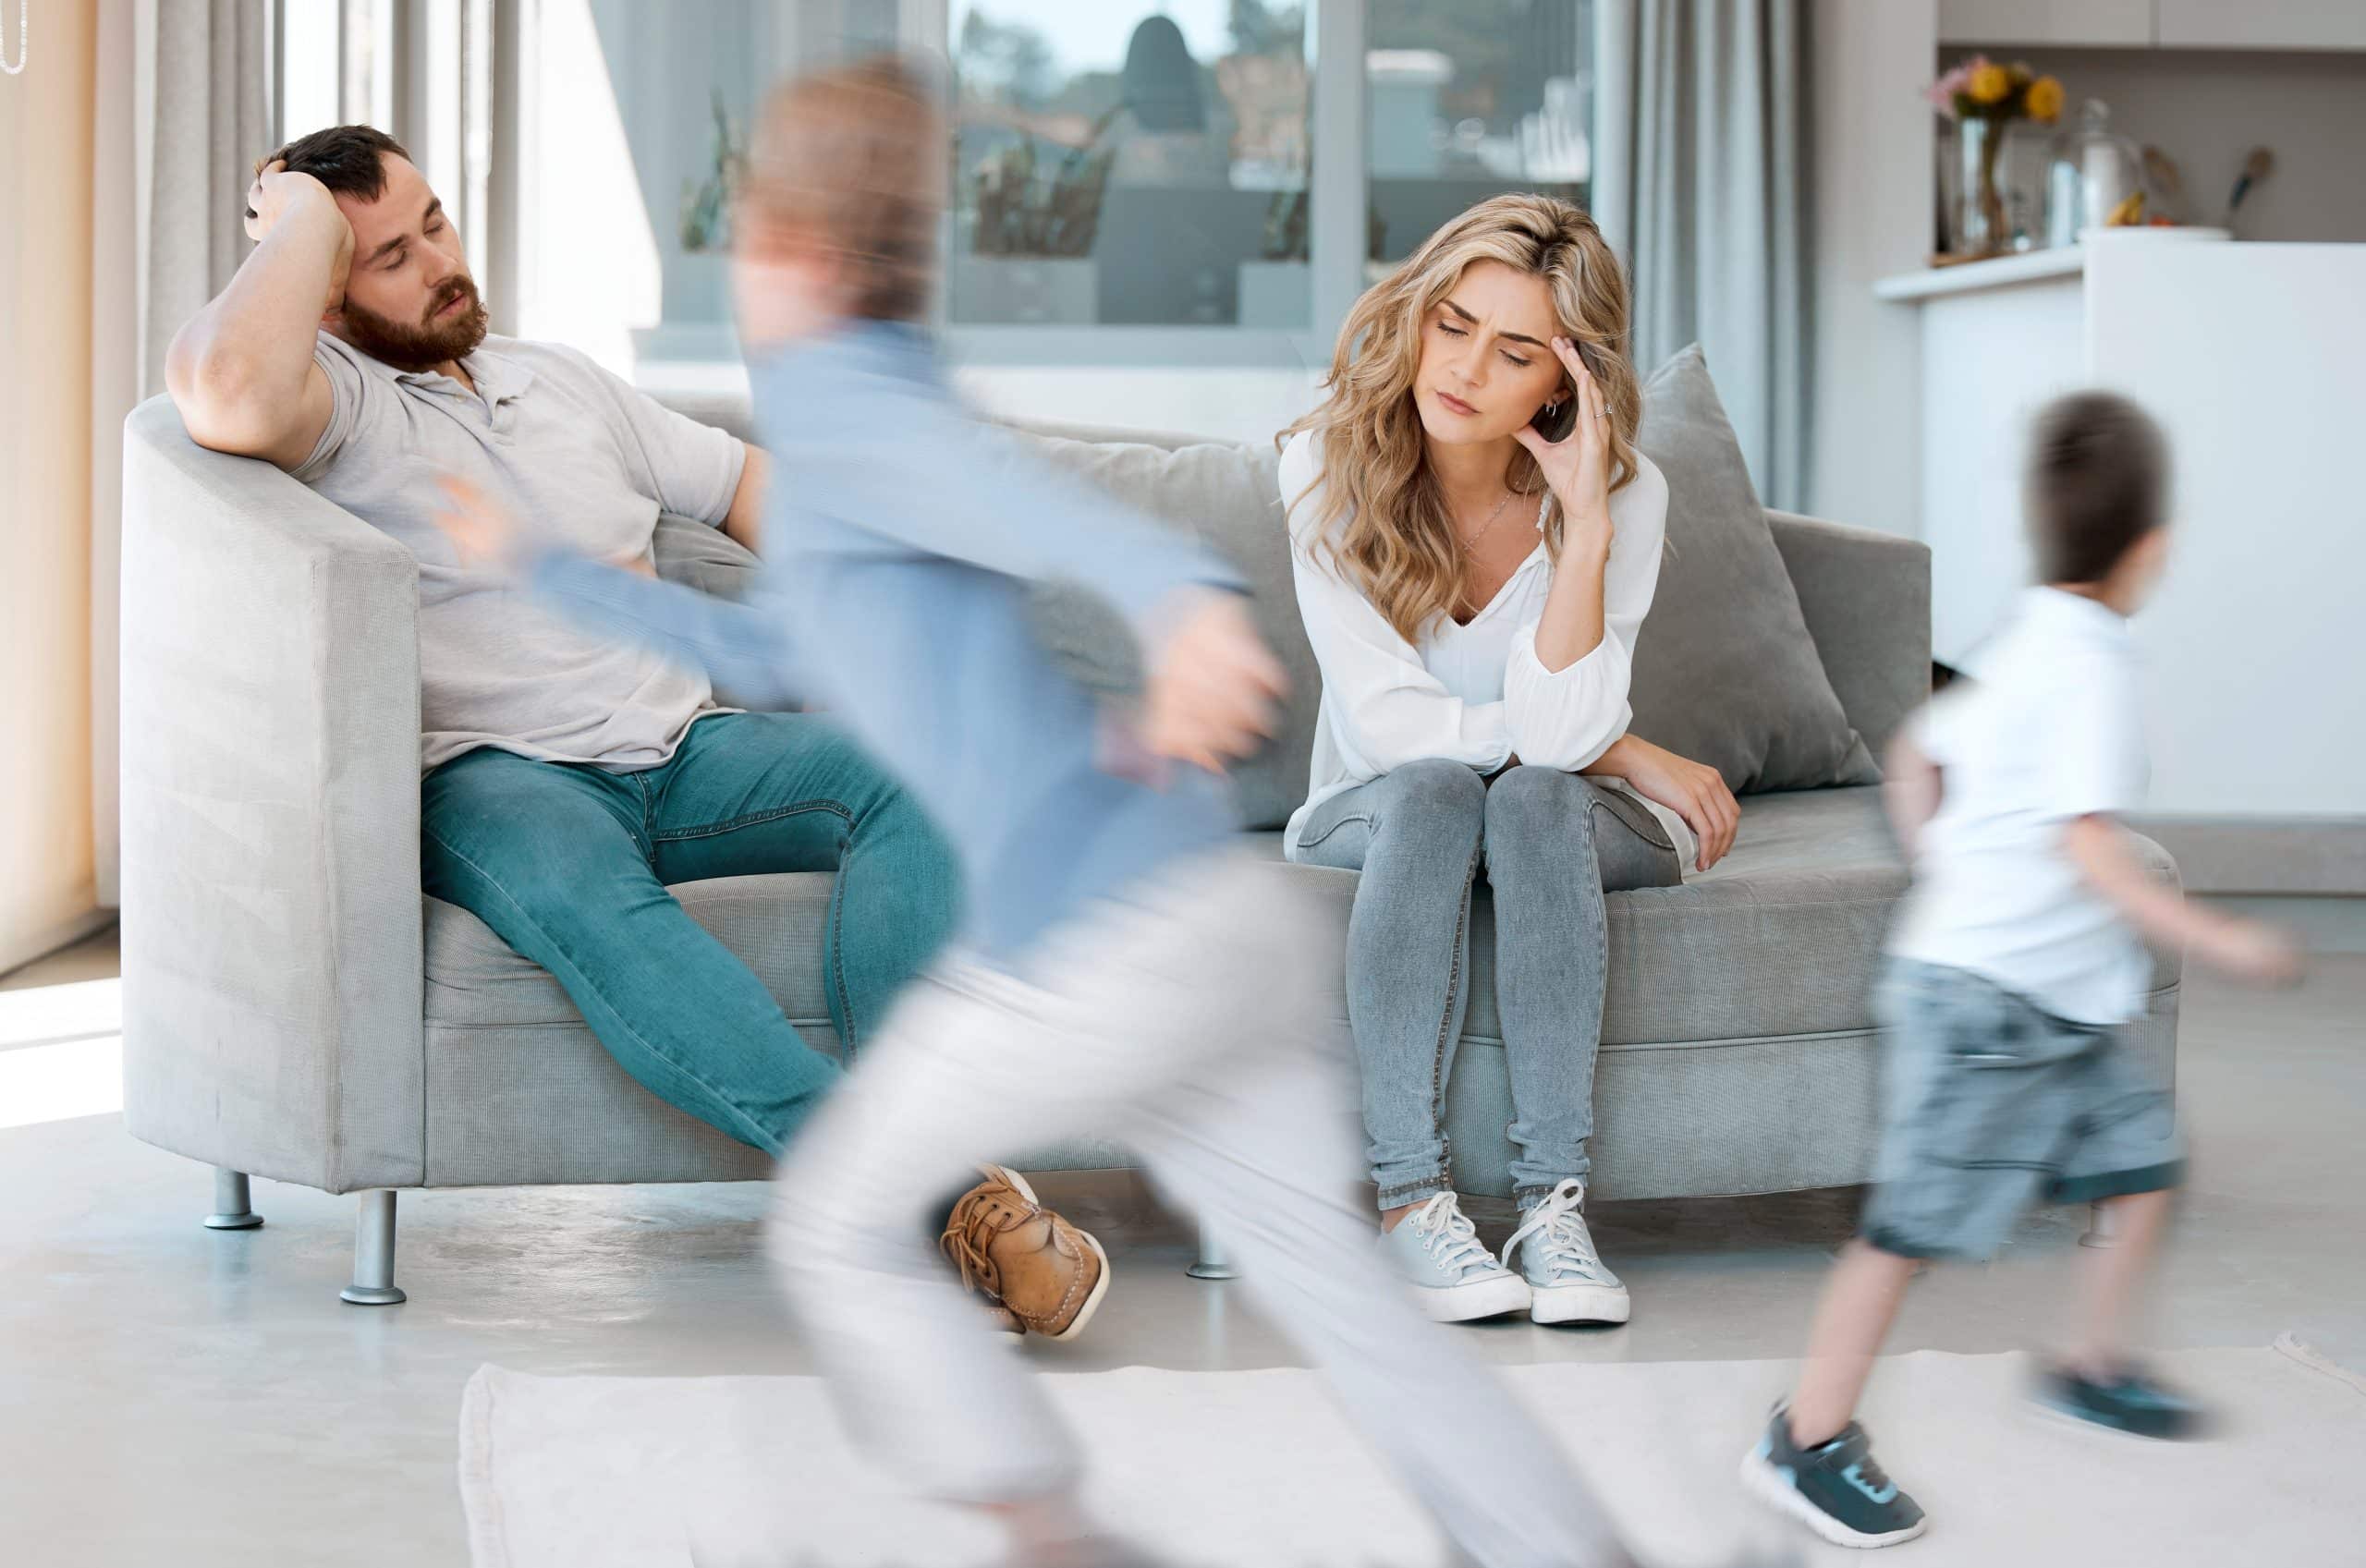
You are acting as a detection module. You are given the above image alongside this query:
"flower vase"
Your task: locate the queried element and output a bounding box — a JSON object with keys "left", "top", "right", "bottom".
{"left": 1956, "top": 116, "right": 2009, "bottom": 258}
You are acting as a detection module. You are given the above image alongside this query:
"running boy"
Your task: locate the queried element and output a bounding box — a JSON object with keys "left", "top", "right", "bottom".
{"left": 1741, "top": 391, "right": 2302, "bottom": 1550}
{"left": 441, "top": 55, "right": 1789, "bottom": 1568}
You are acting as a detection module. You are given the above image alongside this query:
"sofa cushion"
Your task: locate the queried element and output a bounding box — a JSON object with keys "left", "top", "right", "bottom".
{"left": 418, "top": 789, "right": 2180, "bottom": 1193}
{"left": 419, "top": 875, "right": 1136, "bottom": 1185}
{"left": 1629, "top": 346, "right": 1880, "bottom": 795}
{"left": 423, "top": 790, "right": 2179, "bottom": 1043}
{"left": 1008, "top": 432, "right": 1318, "bottom": 832}
{"left": 425, "top": 873, "right": 841, "bottom": 1031}
{"left": 1241, "top": 785, "right": 2179, "bottom": 1046}
{"left": 652, "top": 430, "right": 1317, "bottom": 832}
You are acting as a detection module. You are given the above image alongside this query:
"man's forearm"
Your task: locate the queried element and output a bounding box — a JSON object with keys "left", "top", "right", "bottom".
{"left": 166, "top": 198, "right": 344, "bottom": 428}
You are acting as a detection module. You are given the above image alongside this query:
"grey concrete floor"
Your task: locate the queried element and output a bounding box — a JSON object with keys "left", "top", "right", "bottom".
{"left": 1, "top": 930, "right": 2359, "bottom": 1566}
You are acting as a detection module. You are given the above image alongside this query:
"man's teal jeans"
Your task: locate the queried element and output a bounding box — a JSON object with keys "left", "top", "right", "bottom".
{"left": 421, "top": 711, "right": 960, "bottom": 1155}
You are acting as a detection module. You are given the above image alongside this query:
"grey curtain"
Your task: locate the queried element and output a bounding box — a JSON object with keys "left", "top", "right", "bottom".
{"left": 136, "top": 0, "right": 269, "bottom": 395}
{"left": 1592, "top": 0, "right": 1811, "bottom": 511}
{"left": 90, "top": 0, "right": 266, "bottom": 906}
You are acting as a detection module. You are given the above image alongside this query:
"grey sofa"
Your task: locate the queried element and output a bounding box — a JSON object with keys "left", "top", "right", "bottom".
{"left": 118, "top": 394, "right": 2185, "bottom": 1304}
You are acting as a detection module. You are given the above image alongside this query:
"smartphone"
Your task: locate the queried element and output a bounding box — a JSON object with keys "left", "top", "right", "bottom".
{"left": 1530, "top": 395, "right": 1579, "bottom": 444}
{"left": 1529, "top": 338, "right": 1603, "bottom": 444}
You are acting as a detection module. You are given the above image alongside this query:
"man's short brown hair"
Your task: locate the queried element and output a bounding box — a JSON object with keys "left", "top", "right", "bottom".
{"left": 742, "top": 55, "right": 944, "bottom": 322}
{"left": 253, "top": 124, "right": 410, "bottom": 209}
{"left": 2026, "top": 391, "right": 2170, "bottom": 586}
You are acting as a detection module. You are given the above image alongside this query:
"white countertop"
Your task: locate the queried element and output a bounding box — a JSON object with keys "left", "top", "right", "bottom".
{"left": 1873, "top": 246, "right": 2085, "bottom": 301}
{"left": 1874, "top": 228, "right": 2234, "bottom": 303}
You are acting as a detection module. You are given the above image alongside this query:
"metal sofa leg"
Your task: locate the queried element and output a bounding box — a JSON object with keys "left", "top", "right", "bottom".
{"left": 1186, "top": 1220, "right": 1238, "bottom": 1281}
{"left": 340, "top": 1189, "right": 408, "bottom": 1306}
{"left": 202, "top": 1168, "right": 263, "bottom": 1231}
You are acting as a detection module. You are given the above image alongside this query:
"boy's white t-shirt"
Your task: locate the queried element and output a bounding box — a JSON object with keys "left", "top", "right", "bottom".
{"left": 1886, "top": 586, "right": 2153, "bottom": 1025}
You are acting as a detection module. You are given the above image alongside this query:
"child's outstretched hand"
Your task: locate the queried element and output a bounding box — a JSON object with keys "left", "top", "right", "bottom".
{"left": 2065, "top": 814, "right": 2306, "bottom": 988}
{"left": 1141, "top": 590, "right": 1287, "bottom": 774}
{"left": 433, "top": 474, "right": 525, "bottom": 570}
{"left": 2200, "top": 917, "right": 2305, "bottom": 987}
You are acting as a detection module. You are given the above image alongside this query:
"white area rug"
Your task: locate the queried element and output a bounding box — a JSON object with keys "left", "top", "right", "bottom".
{"left": 458, "top": 1335, "right": 2365, "bottom": 1567}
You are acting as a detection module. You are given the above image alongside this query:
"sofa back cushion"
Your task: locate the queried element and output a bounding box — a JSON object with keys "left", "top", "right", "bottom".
{"left": 651, "top": 426, "right": 1316, "bottom": 827}
{"left": 1626, "top": 346, "right": 1879, "bottom": 793}
{"left": 1007, "top": 432, "right": 1318, "bottom": 832}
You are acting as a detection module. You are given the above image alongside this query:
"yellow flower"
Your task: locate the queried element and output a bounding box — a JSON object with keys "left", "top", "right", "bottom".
{"left": 2027, "top": 75, "right": 2065, "bottom": 122}
{"left": 1968, "top": 62, "right": 2011, "bottom": 105}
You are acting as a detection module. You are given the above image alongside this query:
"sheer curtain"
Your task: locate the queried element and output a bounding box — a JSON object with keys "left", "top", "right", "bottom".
{"left": 89, "top": 0, "right": 268, "bottom": 907}
{"left": 1592, "top": 0, "right": 1811, "bottom": 511}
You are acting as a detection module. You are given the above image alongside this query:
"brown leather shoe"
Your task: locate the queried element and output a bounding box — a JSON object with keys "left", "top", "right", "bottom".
{"left": 942, "top": 1165, "right": 1110, "bottom": 1342}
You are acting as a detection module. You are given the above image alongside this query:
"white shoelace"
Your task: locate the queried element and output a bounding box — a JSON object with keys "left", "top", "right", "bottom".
{"left": 1407, "top": 1192, "right": 1502, "bottom": 1278}
{"left": 1502, "top": 1178, "right": 1607, "bottom": 1282}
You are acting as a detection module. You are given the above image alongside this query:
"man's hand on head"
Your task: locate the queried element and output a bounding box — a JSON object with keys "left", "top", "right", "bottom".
{"left": 244, "top": 159, "right": 354, "bottom": 310}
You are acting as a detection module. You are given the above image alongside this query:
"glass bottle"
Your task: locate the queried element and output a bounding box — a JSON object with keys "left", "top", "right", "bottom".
{"left": 2046, "top": 99, "right": 2143, "bottom": 246}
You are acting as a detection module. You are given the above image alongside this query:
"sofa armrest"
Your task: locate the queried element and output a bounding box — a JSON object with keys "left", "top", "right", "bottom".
{"left": 1765, "top": 509, "right": 1932, "bottom": 762}
{"left": 118, "top": 396, "right": 426, "bottom": 1194}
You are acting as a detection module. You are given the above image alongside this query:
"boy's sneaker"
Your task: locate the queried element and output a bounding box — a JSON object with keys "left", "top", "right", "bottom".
{"left": 1378, "top": 1192, "right": 1531, "bottom": 1322}
{"left": 941, "top": 1165, "right": 1110, "bottom": 1342}
{"left": 1500, "top": 1178, "right": 1630, "bottom": 1325}
{"left": 2037, "top": 1364, "right": 2203, "bottom": 1440}
{"left": 1739, "top": 1405, "right": 1927, "bottom": 1550}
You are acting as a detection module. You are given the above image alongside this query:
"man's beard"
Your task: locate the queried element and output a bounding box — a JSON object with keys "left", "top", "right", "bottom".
{"left": 338, "top": 276, "right": 489, "bottom": 372}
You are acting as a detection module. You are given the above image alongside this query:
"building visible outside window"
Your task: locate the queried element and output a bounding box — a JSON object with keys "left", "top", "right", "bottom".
{"left": 949, "top": 1, "right": 1313, "bottom": 328}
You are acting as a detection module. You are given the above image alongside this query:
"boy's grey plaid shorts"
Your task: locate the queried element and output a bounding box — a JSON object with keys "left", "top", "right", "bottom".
{"left": 1860, "top": 958, "right": 2183, "bottom": 1261}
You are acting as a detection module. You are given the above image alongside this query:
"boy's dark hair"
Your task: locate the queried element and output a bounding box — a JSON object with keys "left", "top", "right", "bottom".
{"left": 251, "top": 124, "right": 410, "bottom": 210}
{"left": 2026, "top": 391, "right": 2169, "bottom": 585}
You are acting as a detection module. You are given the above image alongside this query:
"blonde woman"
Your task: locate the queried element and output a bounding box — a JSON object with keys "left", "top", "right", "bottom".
{"left": 1281, "top": 194, "right": 1740, "bottom": 1326}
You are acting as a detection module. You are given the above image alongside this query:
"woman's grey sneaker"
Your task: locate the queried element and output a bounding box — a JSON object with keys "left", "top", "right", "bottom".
{"left": 2037, "top": 1364, "right": 2202, "bottom": 1439}
{"left": 1739, "top": 1406, "right": 1927, "bottom": 1550}
{"left": 1377, "top": 1192, "right": 1531, "bottom": 1322}
{"left": 1500, "top": 1178, "right": 1630, "bottom": 1325}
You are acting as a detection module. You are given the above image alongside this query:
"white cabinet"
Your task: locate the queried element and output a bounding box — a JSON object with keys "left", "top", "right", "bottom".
{"left": 2154, "top": 0, "right": 2366, "bottom": 50}
{"left": 1875, "top": 233, "right": 2366, "bottom": 820}
{"left": 1938, "top": 0, "right": 2153, "bottom": 46}
{"left": 1942, "top": 0, "right": 2366, "bottom": 49}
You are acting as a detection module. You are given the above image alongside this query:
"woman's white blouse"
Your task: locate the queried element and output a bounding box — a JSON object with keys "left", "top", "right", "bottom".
{"left": 1279, "top": 429, "right": 1683, "bottom": 864}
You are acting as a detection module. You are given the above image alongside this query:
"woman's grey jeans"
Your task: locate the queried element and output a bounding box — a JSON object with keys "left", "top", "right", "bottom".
{"left": 1295, "top": 760, "right": 1682, "bottom": 1210}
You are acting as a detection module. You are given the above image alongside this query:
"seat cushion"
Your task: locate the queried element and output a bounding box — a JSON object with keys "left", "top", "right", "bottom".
{"left": 425, "top": 873, "right": 842, "bottom": 1033}
{"left": 421, "top": 875, "right": 1131, "bottom": 1185}
{"left": 1250, "top": 785, "right": 2180, "bottom": 1041}
{"left": 420, "top": 787, "right": 2178, "bottom": 1192}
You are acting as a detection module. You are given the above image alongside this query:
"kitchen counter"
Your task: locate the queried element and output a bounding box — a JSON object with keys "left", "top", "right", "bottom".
{"left": 1872, "top": 246, "right": 2088, "bottom": 300}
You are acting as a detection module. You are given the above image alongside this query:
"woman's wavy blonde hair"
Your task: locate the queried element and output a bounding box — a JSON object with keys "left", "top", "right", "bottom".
{"left": 1281, "top": 193, "right": 1641, "bottom": 643}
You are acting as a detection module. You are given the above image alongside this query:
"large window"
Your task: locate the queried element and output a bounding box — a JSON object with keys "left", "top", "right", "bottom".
{"left": 948, "top": 2, "right": 1313, "bottom": 328}
{"left": 274, "top": 0, "right": 496, "bottom": 321}
{"left": 268, "top": 1, "right": 1596, "bottom": 378}
{"left": 1366, "top": 0, "right": 1592, "bottom": 266}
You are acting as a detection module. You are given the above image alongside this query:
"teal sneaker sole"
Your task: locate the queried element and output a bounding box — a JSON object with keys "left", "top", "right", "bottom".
{"left": 1738, "top": 1448, "right": 1928, "bottom": 1550}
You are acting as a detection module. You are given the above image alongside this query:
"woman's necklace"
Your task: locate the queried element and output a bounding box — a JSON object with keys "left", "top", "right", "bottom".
{"left": 1454, "top": 487, "right": 1517, "bottom": 557}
